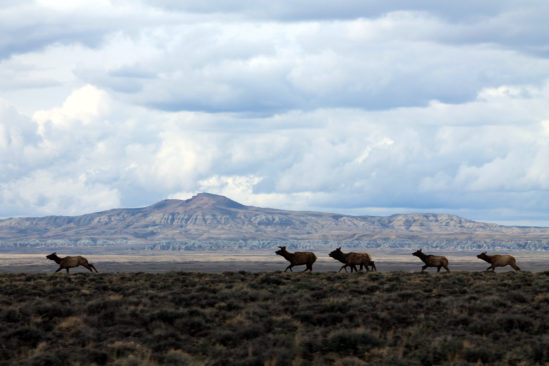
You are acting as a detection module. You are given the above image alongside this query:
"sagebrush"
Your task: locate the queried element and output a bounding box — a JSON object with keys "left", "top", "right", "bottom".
{"left": 1, "top": 271, "right": 548, "bottom": 365}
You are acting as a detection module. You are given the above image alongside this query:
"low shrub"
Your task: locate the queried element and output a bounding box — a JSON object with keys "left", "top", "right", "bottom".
{"left": 326, "top": 330, "right": 383, "bottom": 355}
{"left": 0, "top": 271, "right": 546, "bottom": 365}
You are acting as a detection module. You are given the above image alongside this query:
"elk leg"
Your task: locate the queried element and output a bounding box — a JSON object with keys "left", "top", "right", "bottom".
{"left": 66, "top": 268, "right": 69, "bottom": 274}
{"left": 83, "top": 263, "right": 99, "bottom": 273}
{"left": 338, "top": 265, "right": 347, "bottom": 272}
{"left": 421, "top": 265, "right": 428, "bottom": 272}
{"left": 285, "top": 264, "right": 293, "bottom": 272}
{"left": 511, "top": 264, "right": 520, "bottom": 271}
{"left": 55, "top": 267, "right": 63, "bottom": 273}
{"left": 437, "top": 266, "right": 441, "bottom": 272}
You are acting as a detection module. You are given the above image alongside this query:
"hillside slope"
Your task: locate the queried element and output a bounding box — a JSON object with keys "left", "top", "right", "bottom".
{"left": 1, "top": 193, "right": 548, "bottom": 250}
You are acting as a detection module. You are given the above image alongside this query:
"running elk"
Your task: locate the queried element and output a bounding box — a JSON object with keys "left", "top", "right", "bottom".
{"left": 329, "top": 247, "right": 376, "bottom": 272}
{"left": 46, "top": 252, "right": 99, "bottom": 273}
{"left": 477, "top": 252, "right": 520, "bottom": 272}
{"left": 412, "top": 249, "right": 450, "bottom": 273}
{"left": 275, "top": 246, "right": 317, "bottom": 272}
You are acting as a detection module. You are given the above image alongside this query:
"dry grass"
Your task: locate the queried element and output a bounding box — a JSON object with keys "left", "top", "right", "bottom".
{"left": 0, "top": 271, "right": 548, "bottom": 365}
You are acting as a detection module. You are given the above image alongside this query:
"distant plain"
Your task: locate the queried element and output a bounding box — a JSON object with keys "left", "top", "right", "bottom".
{"left": 1, "top": 250, "right": 548, "bottom": 273}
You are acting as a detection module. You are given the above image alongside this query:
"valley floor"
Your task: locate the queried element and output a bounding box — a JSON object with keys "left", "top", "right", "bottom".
{"left": 1, "top": 250, "right": 549, "bottom": 273}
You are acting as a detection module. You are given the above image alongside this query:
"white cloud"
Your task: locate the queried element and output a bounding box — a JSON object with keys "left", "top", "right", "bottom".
{"left": 2, "top": 3, "right": 549, "bottom": 116}
{"left": 0, "top": 99, "right": 44, "bottom": 179}
{"left": 0, "top": 170, "right": 120, "bottom": 217}
{"left": 354, "top": 138, "right": 394, "bottom": 164}
{"left": 1, "top": 79, "right": 549, "bottom": 224}
{"left": 1, "top": 2, "right": 549, "bottom": 226}
{"left": 33, "top": 85, "right": 110, "bottom": 129}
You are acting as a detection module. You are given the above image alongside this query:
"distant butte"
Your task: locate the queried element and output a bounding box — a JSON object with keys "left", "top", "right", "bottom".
{"left": 1, "top": 193, "right": 549, "bottom": 251}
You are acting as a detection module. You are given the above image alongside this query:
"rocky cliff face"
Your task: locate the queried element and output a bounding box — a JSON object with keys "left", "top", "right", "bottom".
{"left": 1, "top": 193, "right": 548, "bottom": 250}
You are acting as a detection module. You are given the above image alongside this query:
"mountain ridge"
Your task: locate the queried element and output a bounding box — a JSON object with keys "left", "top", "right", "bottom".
{"left": 1, "top": 193, "right": 549, "bottom": 251}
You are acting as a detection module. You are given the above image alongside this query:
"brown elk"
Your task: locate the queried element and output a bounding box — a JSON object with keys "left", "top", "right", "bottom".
{"left": 275, "top": 246, "right": 317, "bottom": 272}
{"left": 477, "top": 252, "right": 520, "bottom": 272}
{"left": 412, "top": 249, "right": 450, "bottom": 273}
{"left": 46, "top": 252, "right": 99, "bottom": 273}
{"left": 329, "top": 247, "right": 376, "bottom": 272}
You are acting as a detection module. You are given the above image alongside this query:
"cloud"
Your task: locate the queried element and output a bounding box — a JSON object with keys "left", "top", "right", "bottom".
{"left": 1, "top": 1, "right": 549, "bottom": 226}
{"left": 1, "top": 79, "right": 549, "bottom": 224}
{"left": 0, "top": 170, "right": 120, "bottom": 217}
{"left": 71, "top": 13, "right": 548, "bottom": 114}
{"left": 139, "top": 1, "right": 549, "bottom": 58}
{"left": 33, "top": 85, "right": 111, "bottom": 129}
{"left": 0, "top": 99, "right": 44, "bottom": 180}
{"left": 141, "top": 1, "right": 517, "bottom": 22}
{"left": 3, "top": 3, "right": 549, "bottom": 115}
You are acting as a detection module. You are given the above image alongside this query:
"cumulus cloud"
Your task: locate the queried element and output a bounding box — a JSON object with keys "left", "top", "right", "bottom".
{"left": 0, "top": 0, "right": 170, "bottom": 60}
{"left": 0, "top": 100, "right": 47, "bottom": 184}
{"left": 33, "top": 85, "right": 111, "bottom": 129}
{"left": 4, "top": 2, "right": 549, "bottom": 114}
{"left": 1, "top": 1, "right": 549, "bottom": 226}
{"left": 2, "top": 79, "right": 549, "bottom": 224}
{"left": 0, "top": 170, "right": 120, "bottom": 217}
{"left": 71, "top": 14, "right": 549, "bottom": 114}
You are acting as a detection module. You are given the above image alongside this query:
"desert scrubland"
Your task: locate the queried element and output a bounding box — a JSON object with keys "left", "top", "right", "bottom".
{"left": 0, "top": 270, "right": 548, "bottom": 365}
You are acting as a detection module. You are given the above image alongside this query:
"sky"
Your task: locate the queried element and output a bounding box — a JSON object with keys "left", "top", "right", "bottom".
{"left": 1, "top": 1, "right": 549, "bottom": 226}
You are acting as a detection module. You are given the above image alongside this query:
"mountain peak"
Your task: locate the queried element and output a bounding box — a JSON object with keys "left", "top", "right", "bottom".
{"left": 148, "top": 193, "right": 246, "bottom": 211}
{"left": 185, "top": 193, "right": 246, "bottom": 209}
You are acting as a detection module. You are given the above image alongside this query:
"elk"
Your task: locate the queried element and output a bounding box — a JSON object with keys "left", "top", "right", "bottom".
{"left": 275, "top": 246, "right": 317, "bottom": 272}
{"left": 412, "top": 249, "right": 450, "bottom": 273}
{"left": 46, "top": 252, "right": 99, "bottom": 273}
{"left": 329, "top": 247, "right": 376, "bottom": 272}
{"left": 477, "top": 252, "right": 520, "bottom": 272}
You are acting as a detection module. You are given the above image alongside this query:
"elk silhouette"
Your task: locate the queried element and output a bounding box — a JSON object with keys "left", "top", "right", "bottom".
{"left": 275, "top": 246, "right": 317, "bottom": 272}
{"left": 477, "top": 252, "right": 520, "bottom": 272}
{"left": 46, "top": 252, "right": 99, "bottom": 273}
{"left": 329, "top": 247, "right": 376, "bottom": 272}
{"left": 412, "top": 249, "right": 450, "bottom": 273}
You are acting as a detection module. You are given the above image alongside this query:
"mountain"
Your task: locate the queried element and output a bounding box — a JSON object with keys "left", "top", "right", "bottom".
{"left": 1, "top": 193, "right": 549, "bottom": 251}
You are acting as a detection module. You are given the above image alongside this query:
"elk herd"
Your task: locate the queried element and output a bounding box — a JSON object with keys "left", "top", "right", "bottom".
{"left": 275, "top": 246, "right": 522, "bottom": 273}
{"left": 44, "top": 248, "right": 523, "bottom": 274}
